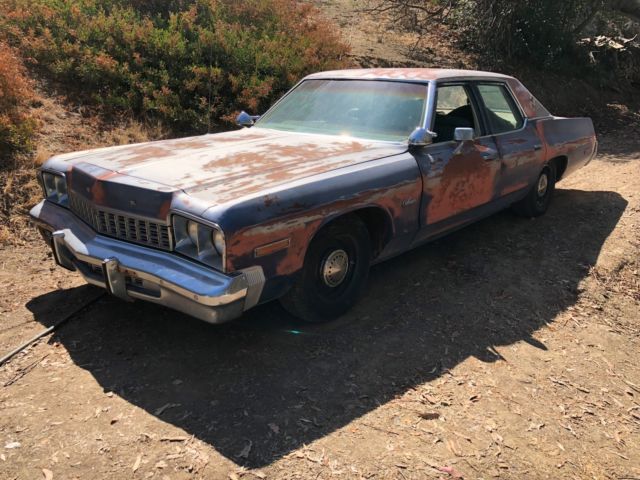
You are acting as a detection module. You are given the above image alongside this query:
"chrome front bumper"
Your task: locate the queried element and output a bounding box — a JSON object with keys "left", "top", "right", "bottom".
{"left": 29, "top": 201, "right": 265, "bottom": 324}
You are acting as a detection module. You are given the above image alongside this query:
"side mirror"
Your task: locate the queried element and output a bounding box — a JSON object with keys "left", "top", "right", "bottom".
{"left": 236, "top": 111, "right": 261, "bottom": 127}
{"left": 454, "top": 127, "right": 475, "bottom": 142}
{"left": 408, "top": 127, "right": 436, "bottom": 148}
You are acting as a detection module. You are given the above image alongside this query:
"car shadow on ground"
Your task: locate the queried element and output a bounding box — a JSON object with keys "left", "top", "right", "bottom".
{"left": 27, "top": 188, "right": 627, "bottom": 468}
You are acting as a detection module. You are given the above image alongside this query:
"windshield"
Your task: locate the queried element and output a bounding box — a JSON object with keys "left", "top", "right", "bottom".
{"left": 256, "top": 80, "right": 427, "bottom": 142}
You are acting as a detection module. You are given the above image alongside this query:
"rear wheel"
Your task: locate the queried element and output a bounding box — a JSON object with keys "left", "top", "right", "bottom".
{"left": 512, "top": 165, "right": 556, "bottom": 217}
{"left": 280, "top": 216, "right": 371, "bottom": 323}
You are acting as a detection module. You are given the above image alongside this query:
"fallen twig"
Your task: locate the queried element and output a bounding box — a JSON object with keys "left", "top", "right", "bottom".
{"left": 0, "top": 292, "right": 105, "bottom": 368}
{"left": 2, "top": 354, "right": 49, "bottom": 387}
{"left": 361, "top": 422, "right": 400, "bottom": 435}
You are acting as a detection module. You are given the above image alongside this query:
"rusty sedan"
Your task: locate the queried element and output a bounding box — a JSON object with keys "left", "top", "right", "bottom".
{"left": 30, "top": 69, "right": 597, "bottom": 323}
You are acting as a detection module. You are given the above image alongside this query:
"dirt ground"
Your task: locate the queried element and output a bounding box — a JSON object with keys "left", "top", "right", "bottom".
{"left": 1, "top": 2, "right": 640, "bottom": 479}
{"left": 0, "top": 132, "right": 639, "bottom": 479}
{"left": 314, "top": 0, "right": 475, "bottom": 69}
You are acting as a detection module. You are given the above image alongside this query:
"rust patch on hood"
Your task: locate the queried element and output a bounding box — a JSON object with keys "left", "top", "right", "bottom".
{"left": 52, "top": 128, "right": 407, "bottom": 207}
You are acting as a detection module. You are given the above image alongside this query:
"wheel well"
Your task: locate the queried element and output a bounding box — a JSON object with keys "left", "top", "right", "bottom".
{"left": 351, "top": 207, "right": 393, "bottom": 259}
{"left": 549, "top": 156, "right": 568, "bottom": 181}
{"left": 318, "top": 208, "right": 393, "bottom": 260}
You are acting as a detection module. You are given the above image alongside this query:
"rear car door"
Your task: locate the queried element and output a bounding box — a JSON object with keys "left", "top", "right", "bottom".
{"left": 415, "top": 83, "right": 501, "bottom": 232}
{"left": 473, "top": 82, "right": 545, "bottom": 198}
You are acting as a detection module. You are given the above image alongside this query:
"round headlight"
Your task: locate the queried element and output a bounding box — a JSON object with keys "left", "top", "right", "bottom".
{"left": 187, "top": 221, "right": 199, "bottom": 245}
{"left": 212, "top": 229, "right": 225, "bottom": 255}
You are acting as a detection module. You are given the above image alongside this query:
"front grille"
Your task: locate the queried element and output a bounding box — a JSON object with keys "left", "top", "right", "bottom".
{"left": 69, "top": 193, "right": 172, "bottom": 251}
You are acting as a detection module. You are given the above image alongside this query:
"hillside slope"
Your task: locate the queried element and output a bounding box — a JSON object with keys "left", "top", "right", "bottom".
{"left": 313, "top": 0, "right": 640, "bottom": 132}
{"left": 0, "top": 80, "right": 160, "bottom": 244}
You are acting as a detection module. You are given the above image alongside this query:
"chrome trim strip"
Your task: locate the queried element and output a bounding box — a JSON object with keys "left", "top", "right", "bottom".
{"left": 424, "top": 80, "right": 437, "bottom": 131}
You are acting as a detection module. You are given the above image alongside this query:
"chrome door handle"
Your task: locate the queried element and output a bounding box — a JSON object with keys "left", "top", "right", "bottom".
{"left": 482, "top": 152, "right": 498, "bottom": 161}
{"left": 534, "top": 144, "right": 543, "bottom": 151}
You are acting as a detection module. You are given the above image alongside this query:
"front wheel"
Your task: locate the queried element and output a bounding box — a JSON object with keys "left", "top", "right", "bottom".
{"left": 512, "top": 165, "right": 556, "bottom": 217}
{"left": 280, "top": 216, "right": 371, "bottom": 323}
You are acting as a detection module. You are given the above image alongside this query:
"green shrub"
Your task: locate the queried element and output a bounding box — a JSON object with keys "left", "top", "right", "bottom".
{"left": 1, "top": 0, "right": 350, "bottom": 134}
{"left": 453, "top": 0, "right": 640, "bottom": 80}
{"left": 449, "top": 1, "right": 583, "bottom": 64}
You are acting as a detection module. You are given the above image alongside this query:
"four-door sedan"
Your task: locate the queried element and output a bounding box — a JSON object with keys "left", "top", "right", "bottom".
{"left": 30, "top": 69, "right": 597, "bottom": 323}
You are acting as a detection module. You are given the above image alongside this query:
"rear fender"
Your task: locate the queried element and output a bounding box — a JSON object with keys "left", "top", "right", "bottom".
{"left": 535, "top": 117, "right": 597, "bottom": 179}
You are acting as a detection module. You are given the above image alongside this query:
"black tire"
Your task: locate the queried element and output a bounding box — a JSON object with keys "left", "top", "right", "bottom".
{"left": 280, "top": 215, "right": 371, "bottom": 323}
{"left": 512, "top": 165, "right": 556, "bottom": 218}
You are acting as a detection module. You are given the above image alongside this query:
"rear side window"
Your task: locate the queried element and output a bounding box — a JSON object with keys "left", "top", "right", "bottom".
{"left": 476, "top": 84, "right": 524, "bottom": 134}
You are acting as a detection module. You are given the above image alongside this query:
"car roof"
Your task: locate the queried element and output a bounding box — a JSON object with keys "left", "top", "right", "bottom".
{"left": 304, "top": 68, "right": 513, "bottom": 83}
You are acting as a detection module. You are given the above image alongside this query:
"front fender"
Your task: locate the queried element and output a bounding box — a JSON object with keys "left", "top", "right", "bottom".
{"left": 208, "top": 153, "right": 422, "bottom": 301}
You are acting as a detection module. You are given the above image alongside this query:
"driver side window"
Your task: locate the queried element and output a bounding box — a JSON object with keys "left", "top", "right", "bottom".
{"left": 433, "top": 85, "right": 478, "bottom": 143}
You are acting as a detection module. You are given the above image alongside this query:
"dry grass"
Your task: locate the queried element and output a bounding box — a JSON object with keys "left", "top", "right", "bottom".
{"left": 0, "top": 84, "right": 167, "bottom": 246}
{"left": 0, "top": 156, "right": 42, "bottom": 245}
{"left": 0, "top": 42, "right": 38, "bottom": 156}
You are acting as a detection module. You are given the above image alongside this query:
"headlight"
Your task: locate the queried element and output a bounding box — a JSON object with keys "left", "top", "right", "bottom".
{"left": 212, "top": 229, "right": 225, "bottom": 255}
{"left": 187, "top": 220, "right": 200, "bottom": 245}
{"left": 172, "top": 215, "right": 225, "bottom": 270}
{"left": 41, "top": 171, "right": 68, "bottom": 206}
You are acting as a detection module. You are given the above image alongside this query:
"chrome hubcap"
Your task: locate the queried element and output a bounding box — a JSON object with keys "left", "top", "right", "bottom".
{"left": 321, "top": 249, "right": 349, "bottom": 287}
{"left": 537, "top": 173, "right": 549, "bottom": 197}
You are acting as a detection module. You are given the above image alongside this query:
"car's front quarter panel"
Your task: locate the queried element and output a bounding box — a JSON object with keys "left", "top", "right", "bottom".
{"left": 205, "top": 153, "right": 423, "bottom": 303}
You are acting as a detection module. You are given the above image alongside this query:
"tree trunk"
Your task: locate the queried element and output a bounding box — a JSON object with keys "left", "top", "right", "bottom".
{"left": 608, "top": 0, "right": 640, "bottom": 21}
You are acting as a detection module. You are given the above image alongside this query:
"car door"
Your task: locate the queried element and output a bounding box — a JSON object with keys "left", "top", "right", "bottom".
{"left": 473, "top": 82, "right": 545, "bottom": 198}
{"left": 413, "top": 82, "right": 501, "bottom": 240}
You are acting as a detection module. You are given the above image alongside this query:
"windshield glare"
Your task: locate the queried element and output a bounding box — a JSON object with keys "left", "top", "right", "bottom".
{"left": 255, "top": 79, "right": 427, "bottom": 142}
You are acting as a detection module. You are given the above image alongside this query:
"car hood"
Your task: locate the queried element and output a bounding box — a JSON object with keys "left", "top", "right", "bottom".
{"left": 54, "top": 128, "right": 407, "bottom": 205}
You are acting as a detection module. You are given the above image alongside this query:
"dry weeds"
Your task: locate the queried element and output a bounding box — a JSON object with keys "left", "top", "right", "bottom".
{"left": 0, "top": 82, "right": 166, "bottom": 246}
